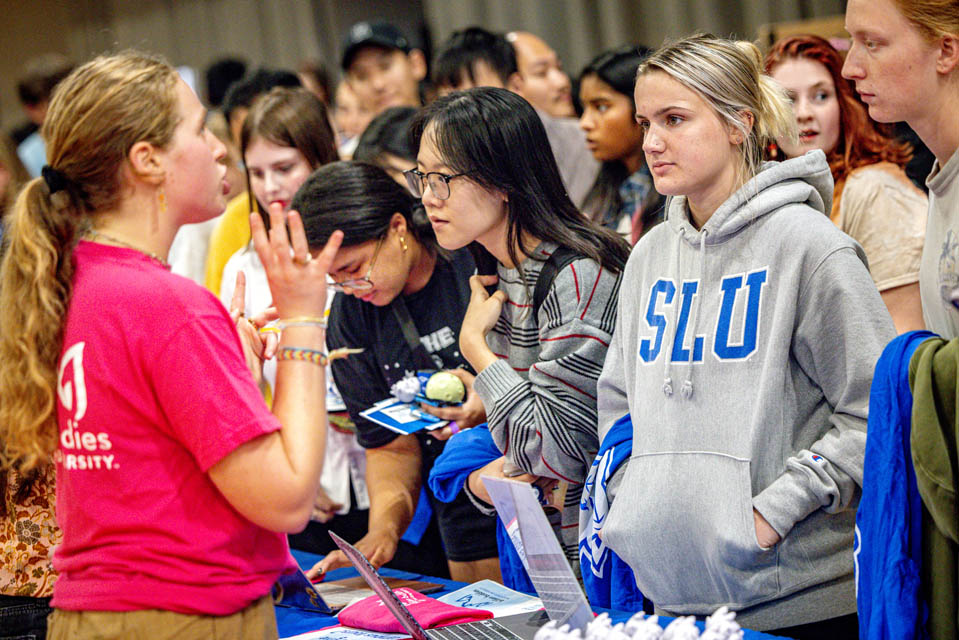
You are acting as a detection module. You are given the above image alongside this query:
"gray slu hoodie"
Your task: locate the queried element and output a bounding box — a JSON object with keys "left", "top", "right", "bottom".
{"left": 595, "top": 151, "right": 895, "bottom": 630}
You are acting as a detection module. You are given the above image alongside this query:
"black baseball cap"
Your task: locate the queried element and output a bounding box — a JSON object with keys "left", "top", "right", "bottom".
{"left": 341, "top": 21, "right": 412, "bottom": 71}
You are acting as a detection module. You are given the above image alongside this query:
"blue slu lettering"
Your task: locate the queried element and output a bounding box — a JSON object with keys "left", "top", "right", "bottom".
{"left": 714, "top": 269, "right": 767, "bottom": 360}
{"left": 639, "top": 280, "right": 675, "bottom": 362}
{"left": 670, "top": 280, "right": 705, "bottom": 363}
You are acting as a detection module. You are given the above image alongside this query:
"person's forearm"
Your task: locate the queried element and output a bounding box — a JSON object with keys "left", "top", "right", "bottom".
{"left": 209, "top": 325, "right": 329, "bottom": 532}
{"left": 880, "top": 282, "right": 924, "bottom": 333}
{"left": 461, "top": 333, "right": 498, "bottom": 374}
{"left": 270, "top": 325, "right": 328, "bottom": 509}
{"left": 365, "top": 436, "right": 422, "bottom": 538}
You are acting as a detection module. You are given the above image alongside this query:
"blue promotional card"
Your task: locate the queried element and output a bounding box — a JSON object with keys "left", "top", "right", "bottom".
{"left": 359, "top": 398, "right": 448, "bottom": 435}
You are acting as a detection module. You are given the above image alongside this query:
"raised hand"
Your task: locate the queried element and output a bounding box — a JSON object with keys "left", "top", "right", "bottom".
{"left": 250, "top": 203, "right": 342, "bottom": 319}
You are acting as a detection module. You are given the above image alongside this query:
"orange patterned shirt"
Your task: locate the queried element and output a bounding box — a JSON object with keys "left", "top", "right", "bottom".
{"left": 1, "top": 464, "right": 60, "bottom": 597}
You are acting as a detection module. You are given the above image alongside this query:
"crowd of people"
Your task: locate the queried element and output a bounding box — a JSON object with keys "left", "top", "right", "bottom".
{"left": 0, "top": 0, "right": 955, "bottom": 638}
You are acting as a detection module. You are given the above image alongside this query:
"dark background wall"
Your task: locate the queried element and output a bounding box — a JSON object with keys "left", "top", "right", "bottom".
{"left": 0, "top": 0, "right": 845, "bottom": 132}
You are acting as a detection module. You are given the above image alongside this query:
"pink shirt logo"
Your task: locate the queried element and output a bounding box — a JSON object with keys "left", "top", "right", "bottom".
{"left": 56, "top": 341, "right": 116, "bottom": 471}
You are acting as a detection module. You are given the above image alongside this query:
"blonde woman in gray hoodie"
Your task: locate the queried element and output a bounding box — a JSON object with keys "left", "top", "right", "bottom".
{"left": 595, "top": 34, "right": 895, "bottom": 638}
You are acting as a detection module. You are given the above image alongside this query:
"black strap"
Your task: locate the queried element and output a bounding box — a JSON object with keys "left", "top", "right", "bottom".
{"left": 390, "top": 296, "right": 436, "bottom": 370}
{"left": 532, "top": 247, "right": 583, "bottom": 319}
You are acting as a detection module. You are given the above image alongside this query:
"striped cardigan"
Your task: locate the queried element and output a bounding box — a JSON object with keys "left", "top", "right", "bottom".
{"left": 473, "top": 241, "right": 622, "bottom": 567}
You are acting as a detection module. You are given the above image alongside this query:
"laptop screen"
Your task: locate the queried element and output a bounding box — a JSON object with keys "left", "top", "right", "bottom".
{"left": 329, "top": 531, "right": 430, "bottom": 640}
{"left": 482, "top": 477, "right": 593, "bottom": 631}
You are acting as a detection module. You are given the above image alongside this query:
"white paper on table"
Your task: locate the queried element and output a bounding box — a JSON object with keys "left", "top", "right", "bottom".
{"left": 282, "top": 626, "right": 407, "bottom": 640}
{"left": 437, "top": 579, "right": 543, "bottom": 617}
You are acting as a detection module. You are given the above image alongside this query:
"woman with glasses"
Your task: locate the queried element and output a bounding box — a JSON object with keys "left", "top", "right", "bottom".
{"left": 407, "top": 87, "right": 631, "bottom": 571}
{"left": 294, "top": 161, "right": 502, "bottom": 584}
{"left": 216, "top": 86, "right": 372, "bottom": 560}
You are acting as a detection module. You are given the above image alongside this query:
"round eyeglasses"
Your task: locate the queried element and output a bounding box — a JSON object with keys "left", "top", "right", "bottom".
{"left": 403, "top": 169, "right": 469, "bottom": 200}
{"left": 328, "top": 236, "right": 384, "bottom": 293}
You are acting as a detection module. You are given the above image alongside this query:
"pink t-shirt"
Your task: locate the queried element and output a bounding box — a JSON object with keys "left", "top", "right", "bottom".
{"left": 52, "top": 241, "right": 296, "bottom": 615}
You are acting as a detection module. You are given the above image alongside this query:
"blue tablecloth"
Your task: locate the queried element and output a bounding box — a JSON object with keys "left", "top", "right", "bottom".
{"left": 276, "top": 549, "right": 465, "bottom": 637}
{"left": 278, "top": 550, "right": 787, "bottom": 639}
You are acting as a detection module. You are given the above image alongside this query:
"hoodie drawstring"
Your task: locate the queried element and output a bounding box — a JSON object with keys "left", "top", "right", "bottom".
{"left": 663, "top": 228, "right": 685, "bottom": 397}
{"left": 680, "top": 229, "right": 708, "bottom": 400}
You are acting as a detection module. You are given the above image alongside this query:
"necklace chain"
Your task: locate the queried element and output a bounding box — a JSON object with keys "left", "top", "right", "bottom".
{"left": 84, "top": 229, "right": 170, "bottom": 268}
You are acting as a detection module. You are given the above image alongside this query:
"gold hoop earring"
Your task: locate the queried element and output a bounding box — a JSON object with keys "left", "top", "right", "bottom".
{"left": 398, "top": 234, "right": 408, "bottom": 252}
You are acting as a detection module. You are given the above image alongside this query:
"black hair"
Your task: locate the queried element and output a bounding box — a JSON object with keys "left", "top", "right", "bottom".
{"left": 205, "top": 57, "right": 247, "bottom": 108}
{"left": 353, "top": 106, "right": 417, "bottom": 164}
{"left": 578, "top": 46, "right": 663, "bottom": 233}
{"left": 410, "top": 87, "right": 629, "bottom": 275}
{"left": 17, "top": 54, "right": 74, "bottom": 106}
{"left": 432, "top": 27, "right": 517, "bottom": 89}
{"left": 222, "top": 68, "right": 301, "bottom": 125}
{"left": 292, "top": 161, "right": 445, "bottom": 258}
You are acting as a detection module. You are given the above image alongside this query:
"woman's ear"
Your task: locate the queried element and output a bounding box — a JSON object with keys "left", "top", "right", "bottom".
{"left": 127, "top": 140, "right": 165, "bottom": 185}
{"left": 389, "top": 211, "right": 409, "bottom": 235}
{"left": 729, "top": 111, "right": 755, "bottom": 145}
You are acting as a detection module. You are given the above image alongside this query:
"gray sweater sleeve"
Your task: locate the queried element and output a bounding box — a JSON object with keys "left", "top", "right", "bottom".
{"left": 595, "top": 287, "right": 632, "bottom": 503}
{"left": 752, "top": 246, "right": 896, "bottom": 538}
{"left": 473, "top": 260, "right": 619, "bottom": 483}
{"left": 596, "top": 281, "right": 631, "bottom": 444}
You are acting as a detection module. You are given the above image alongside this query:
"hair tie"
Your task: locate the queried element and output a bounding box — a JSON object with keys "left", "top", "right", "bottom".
{"left": 42, "top": 165, "right": 70, "bottom": 194}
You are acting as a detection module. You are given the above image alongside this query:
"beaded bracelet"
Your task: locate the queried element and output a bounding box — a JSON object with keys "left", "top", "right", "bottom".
{"left": 277, "top": 347, "right": 329, "bottom": 366}
{"left": 277, "top": 346, "right": 364, "bottom": 367}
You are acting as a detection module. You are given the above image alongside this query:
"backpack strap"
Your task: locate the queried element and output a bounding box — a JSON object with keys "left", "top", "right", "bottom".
{"left": 532, "top": 246, "right": 584, "bottom": 320}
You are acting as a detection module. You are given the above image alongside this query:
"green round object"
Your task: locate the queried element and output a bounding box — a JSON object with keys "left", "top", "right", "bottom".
{"left": 425, "top": 371, "right": 466, "bottom": 403}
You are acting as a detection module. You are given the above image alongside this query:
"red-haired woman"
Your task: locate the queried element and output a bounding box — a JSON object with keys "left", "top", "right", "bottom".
{"left": 765, "top": 35, "right": 926, "bottom": 333}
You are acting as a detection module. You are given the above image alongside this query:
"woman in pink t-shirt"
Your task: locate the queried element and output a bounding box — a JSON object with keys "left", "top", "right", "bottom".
{"left": 0, "top": 51, "right": 342, "bottom": 639}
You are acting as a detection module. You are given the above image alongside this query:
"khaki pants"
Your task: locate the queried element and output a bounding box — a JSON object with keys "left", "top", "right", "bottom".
{"left": 46, "top": 595, "right": 276, "bottom": 640}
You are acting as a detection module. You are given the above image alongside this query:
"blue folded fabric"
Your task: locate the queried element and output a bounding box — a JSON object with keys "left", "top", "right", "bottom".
{"left": 429, "top": 425, "right": 502, "bottom": 502}
{"left": 400, "top": 486, "right": 432, "bottom": 546}
{"left": 855, "top": 330, "right": 935, "bottom": 640}
{"left": 428, "top": 425, "right": 535, "bottom": 592}
{"left": 579, "top": 414, "right": 644, "bottom": 611}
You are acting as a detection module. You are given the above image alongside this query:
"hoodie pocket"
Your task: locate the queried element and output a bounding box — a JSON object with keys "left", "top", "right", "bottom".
{"left": 603, "top": 451, "right": 779, "bottom": 611}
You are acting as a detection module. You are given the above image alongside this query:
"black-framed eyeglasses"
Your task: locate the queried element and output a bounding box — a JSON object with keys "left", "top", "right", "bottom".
{"left": 403, "top": 169, "right": 469, "bottom": 200}
{"left": 328, "top": 236, "right": 384, "bottom": 293}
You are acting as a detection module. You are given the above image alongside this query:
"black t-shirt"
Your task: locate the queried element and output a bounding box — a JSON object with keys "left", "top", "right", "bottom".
{"left": 327, "top": 248, "right": 475, "bottom": 452}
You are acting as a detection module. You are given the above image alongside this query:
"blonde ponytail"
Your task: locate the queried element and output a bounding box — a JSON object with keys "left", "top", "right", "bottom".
{"left": 0, "top": 179, "right": 79, "bottom": 471}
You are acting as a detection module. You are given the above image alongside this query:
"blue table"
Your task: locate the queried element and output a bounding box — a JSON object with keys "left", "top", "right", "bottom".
{"left": 276, "top": 550, "right": 465, "bottom": 637}
{"left": 277, "top": 550, "right": 786, "bottom": 639}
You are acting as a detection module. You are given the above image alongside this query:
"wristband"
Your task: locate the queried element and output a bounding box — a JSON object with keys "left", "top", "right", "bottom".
{"left": 276, "top": 316, "right": 327, "bottom": 330}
